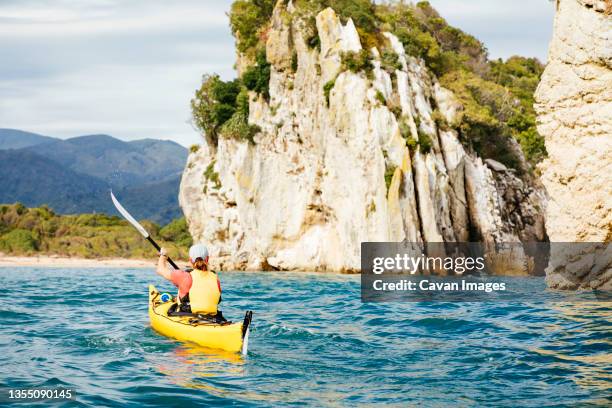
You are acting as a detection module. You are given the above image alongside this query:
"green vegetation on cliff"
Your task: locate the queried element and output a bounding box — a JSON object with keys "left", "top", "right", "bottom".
{"left": 0, "top": 203, "right": 192, "bottom": 259}
{"left": 242, "top": 49, "right": 272, "bottom": 100}
{"left": 191, "top": 48, "right": 270, "bottom": 145}
{"left": 488, "top": 56, "right": 546, "bottom": 163}
{"left": 196, "top": 0, "right": 546, "bottom": 169}
{"left": 191, "top": 73, "right": 262, "bottom": 144}
{"left": 229, "top": 0, "right": 275, "bottom": 57}
{"left": 376, "top": 1, "right": 546, "bottom": 168}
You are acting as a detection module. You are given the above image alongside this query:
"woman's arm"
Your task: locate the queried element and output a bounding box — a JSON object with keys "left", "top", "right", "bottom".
{"left": 156, "top": 248, "right": 173, "bottom": 281}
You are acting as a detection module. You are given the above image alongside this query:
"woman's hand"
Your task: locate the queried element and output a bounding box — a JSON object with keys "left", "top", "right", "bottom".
{"left": 156, "top": 248, "right": 172, "bottom": 280}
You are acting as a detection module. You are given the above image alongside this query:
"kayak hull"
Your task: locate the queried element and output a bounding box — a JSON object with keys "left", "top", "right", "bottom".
{"left": 148, "top": 285, "right": 250, "bottom": 354}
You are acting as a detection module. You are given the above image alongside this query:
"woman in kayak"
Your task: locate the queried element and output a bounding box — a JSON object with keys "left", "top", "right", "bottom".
{"left": 156, "top": 243, "right": 222, "bottom": 316}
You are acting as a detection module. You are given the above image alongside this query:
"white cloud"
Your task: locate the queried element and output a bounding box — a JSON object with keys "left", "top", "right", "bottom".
{"left": 0, "top": 6, "right": 227, "bottom": 37}
{"left": 0, "top": 0, "right": 235, "bottom": 146}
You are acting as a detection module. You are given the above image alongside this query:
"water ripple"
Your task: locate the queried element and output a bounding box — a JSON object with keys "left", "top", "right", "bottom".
{"left": 0, "top": 267, "right": 610, "bottom": 407}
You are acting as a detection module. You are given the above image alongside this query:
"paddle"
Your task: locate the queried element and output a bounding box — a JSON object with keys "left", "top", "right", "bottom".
{"left": 110, "top": 191, "right": 179, "bottom": 270}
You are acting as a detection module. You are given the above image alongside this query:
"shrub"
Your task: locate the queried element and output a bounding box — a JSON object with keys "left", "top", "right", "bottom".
{"left": 37, "top": 205, "right": 55, "bottom": 219}
{"left": 141, "top": 220, "right": 161, "bottom": 237}
{"left": 191, "top": 71, "right": 260, "bottom": 146}
{"left": 323, "top": 79, "right": 336, "bottom": 107}
{"left": 375, "top": 90, "right": 386, "bottom": 106}
{"left": 389, "top": 105, "right": 402, "bottom": 118}
{"left": 301, "top": 15, "right": 321, "bottom": 50}
{"left": 204, "top": 161, "right": 222, "bottom": 190}
{"left": 14, "top": 202, "right": 26, "bottom": 215}
{"left": 488, "top": 56, "right": 543, "bottom": 104}
{"left": 189, "top": 144, "right": 200, "bottom": 153}
{"left": 235, "top": 88, "right": 250, "bottom": 116}
{"left": 417, "top": 128, "right": 433, "bottom": 154}
{"left": 431, "top": 109, "right": 449, "bottom": 131}
{"left": 406, "top": 137, "right": 418, "bottom": 152}
{"left": 341, "top": 50, "right": 374, "bottom": 77}
{"left": 214, "top": 78, "right": 242, "bottom": 105}
{"left": 517, "top": 127, "right": 547, "bottom": 164}
{"left": 399, "top": 119, "right": 420, "bottom": 154}
{"left": 384, "top": 163, "right": 397, "bottom": 191}
{"left": 408, "top": 115, "right": 432, "bottom": 154}
{"left": 191, "top": 75, "right": 241, "bottom": 144}
{"left": 221, "top": 87, "right": 259, "bottom": 142}
{"left": 399, "top": 119, "right": 412, "bottom": 140}
{"left": 221, "top": 111, "right": 261, "bottom": 143}
{"left": 380, "top": 50, "right": 402, "bottom": 73}
{"left": 229, "top": 0, "right": 275, "bottom": 56}
{"left": 212, "top": 103, "right": 237, "bottom": 127}
{"left": 335, "top": 0, "right": 378, "bottom": 33}
{"left": 0, "top": 229, "right": 38, "bottom": 253}
{"left": 242, "top": 48, "right": 271, "bottom": 99}
{"left": 295, "top": 0, "right": 378, "bottom": 36}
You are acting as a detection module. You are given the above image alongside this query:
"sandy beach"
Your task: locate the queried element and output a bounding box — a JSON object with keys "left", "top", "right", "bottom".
{"left": 0, "top": 255, "right": 157, "bottom": 268}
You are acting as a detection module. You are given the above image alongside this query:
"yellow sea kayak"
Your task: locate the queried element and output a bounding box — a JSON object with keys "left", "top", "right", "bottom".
{"left": 148, "top": 285, "right": 252, "bottom": 354}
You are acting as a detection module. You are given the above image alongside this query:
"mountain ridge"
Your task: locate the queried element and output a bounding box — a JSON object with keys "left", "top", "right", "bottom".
{"left": 0, "top": 128, "right": 189, "bottom": 223}
{"left": 0, "top": 128, "right": 56, "bottom": 149}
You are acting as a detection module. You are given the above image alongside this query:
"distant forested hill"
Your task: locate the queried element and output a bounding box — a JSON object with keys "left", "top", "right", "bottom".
{"left": 0, "top": 129, "right": 56, "bottom": 149}
{"left": 0, "top": 149, "right": 109, "bottom": 211}
{"left": 0, "top": 129, "right": 189, "bottom": 223}
{"left": 21, "top": 134, "right": 187, "bottom": 187}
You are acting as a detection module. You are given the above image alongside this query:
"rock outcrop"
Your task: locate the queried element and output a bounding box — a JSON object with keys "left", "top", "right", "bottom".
{"left": 180, "top": 2, "right": 546, "bottom": 272}
{"left": 534, "top": 0, "right": 611, "bottom": 289}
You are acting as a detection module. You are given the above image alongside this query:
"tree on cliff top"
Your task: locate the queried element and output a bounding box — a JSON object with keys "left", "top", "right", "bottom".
{"left": 191, "top": 75, "right": 241, "bottom": 145}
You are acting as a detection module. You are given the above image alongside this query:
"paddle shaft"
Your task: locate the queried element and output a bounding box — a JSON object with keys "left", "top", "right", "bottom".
{"left": 147, "top": 236, "right": 179, "bottom": 270}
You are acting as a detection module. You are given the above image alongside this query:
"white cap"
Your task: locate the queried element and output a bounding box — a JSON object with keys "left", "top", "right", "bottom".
{"left": 189, "top": 243, "right": 209, "bottom": 262}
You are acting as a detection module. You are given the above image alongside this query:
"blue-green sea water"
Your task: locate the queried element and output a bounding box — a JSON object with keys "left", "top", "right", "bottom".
{"left": 0, "top": 267, "right": 610, "bottom": 407}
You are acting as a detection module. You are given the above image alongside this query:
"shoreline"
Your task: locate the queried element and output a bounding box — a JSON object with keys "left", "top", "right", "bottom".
{"left": 0, "top": 256, "right": 353, "bottom": 274}
{"left": 0, "top": 255, "right": 156, "bottom": 268}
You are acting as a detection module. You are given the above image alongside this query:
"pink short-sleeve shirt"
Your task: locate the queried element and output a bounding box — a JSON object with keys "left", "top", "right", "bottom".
{"left": 170, "top": 270, "right": 192, "bottom": 298}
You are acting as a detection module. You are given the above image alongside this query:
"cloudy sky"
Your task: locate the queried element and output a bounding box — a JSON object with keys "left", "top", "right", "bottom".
{"left": 0, "top": 0, "right": 555, "bottom": 147}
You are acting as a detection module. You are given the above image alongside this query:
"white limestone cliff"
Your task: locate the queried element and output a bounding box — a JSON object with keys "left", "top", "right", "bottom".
{"left": 535, "top": 0, "right": 611, "bottom": 289}
{"left": 180, "top": 4, "right": 546, "bottom": 272}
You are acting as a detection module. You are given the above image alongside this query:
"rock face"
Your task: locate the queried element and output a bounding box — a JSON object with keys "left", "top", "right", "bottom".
{"left": 180, "top": 3, "right": 546, "bottom": 272}
{"left": 534, "top": 0, "right": 611, "bottom": 289}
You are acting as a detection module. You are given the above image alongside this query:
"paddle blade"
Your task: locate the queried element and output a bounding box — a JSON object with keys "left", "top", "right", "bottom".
{"left": 110, "top": 190, "right": 149, "bottom": 238}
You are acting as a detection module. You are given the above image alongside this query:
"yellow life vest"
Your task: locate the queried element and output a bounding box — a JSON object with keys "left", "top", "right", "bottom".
{"left": 188, "top": 269, "right": 220, "bottom": 314}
